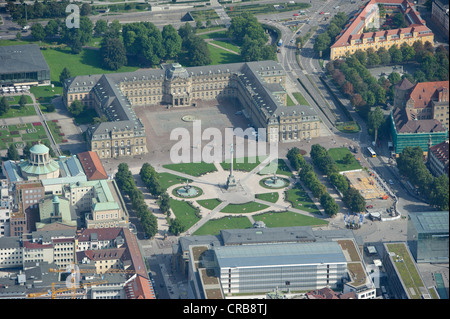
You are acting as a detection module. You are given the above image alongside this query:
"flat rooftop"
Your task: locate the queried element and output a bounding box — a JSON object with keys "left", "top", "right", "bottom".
{"left": 214, "top": 242, "right": 347, "bottom": 269}
{"left": 0, "top": 44, "right": 50, "bottom": 74}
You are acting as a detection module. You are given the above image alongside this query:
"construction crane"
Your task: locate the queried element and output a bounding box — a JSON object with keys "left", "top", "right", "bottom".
{"left": 27, "top": 280, "right": 107, "bottom": 299}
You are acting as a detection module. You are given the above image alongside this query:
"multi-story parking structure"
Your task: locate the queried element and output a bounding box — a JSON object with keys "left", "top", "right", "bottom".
{"left": 64, "top": 61, "right": 320, "bottom": 159}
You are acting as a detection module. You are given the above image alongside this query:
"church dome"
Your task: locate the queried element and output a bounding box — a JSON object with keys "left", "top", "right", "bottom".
{"left": 30, "top": 143, "right": 50, "bottom": 155}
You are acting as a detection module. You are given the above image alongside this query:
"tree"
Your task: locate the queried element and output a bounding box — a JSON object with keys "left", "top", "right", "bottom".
{"left": 18, "top": 95, "right": 27, "bottom": 109}
{"left": 169, "top": 218, "right": 185, "bottom": 236}
{"left": 368, "top": 106, "right": 384, "bottom": 143}
{"left": 388, "top": 72, "right": 401, "bottom": 85}
{"left": 100, "top": 37, "right": 127, "bottom": 70}
{"left": 342, "top": 81, "right": 354, "bottom": 96}
{"left": 313, "top": 33, "right": 331, "bottom": 53}
{"left": 44, "top": 19, "right": 59, "bottom": 38}
{"left": 354, "top": 50, "right": 367, "bottom": 66}
{"left": 389, "top": 45, "right": 403, "bottom": 63}
{"left": 159, "top": 192, "right": 171, "bottom": 214}
{"left": 366, "top": 48, "right": 381, "bottom": 66}
{"left": 162, "top": 24, "right": 182, "bottom": 60}
{"left": 320, "top": 193, "right": 339, "bottom": 217}
{"left": 31, "top": 23, "right": 45, "bottom": 41}
{"left": 80, "top": 3, "right": 92, "bottom": 16}
{"left": 401, "top": 43, "right": 415, "bottom": 62}
{"left": 429, "top": 175, "right": 449, "bottom": 211}
{"left": 329, "top": 172, "right": 349, "bottom": 194}
{"left": 59, "top": 67, "right": 71, "bottom": 86}
{"left": 343, "top": 187, "right": 366, "bottom": 213}
{"left": 0, "top": 96, "right": 10, "bottom": 116}
{"left": 94, "top": 19, "right": 108, "bottom": 36}
{"left": 377, "top": 47, "right": 391, "bottom": 65}
{"left": 68, "top": 100, "right": 86, "bottom": 116}
{"left": 7, "top": 143, "right": 20, "bottom": 161}
{"left": 287, "top": 147, "right": 306, "bottom": 171}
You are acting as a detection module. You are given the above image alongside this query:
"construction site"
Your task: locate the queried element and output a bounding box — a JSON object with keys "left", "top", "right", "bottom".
{"left": 342, "top": 169, "right": 395, "bottom": 219}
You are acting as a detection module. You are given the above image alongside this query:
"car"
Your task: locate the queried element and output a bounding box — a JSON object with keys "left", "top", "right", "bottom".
{"left": 235, "top": 111, "right": 242, "bottom": 115}
{"left": 290, "top": 39, "right": 294, "bottom": 43}
{"left": 320, "top": 11, "right": 324, "bottom": 14}
{"left": 389, "top": 179, "right": 394, "bottom": 185}
{"left": 293, "top": 13, "right": 299, "bottom": 16}
{"left": 366, "top": 205, "right": 373, "bottom": 209}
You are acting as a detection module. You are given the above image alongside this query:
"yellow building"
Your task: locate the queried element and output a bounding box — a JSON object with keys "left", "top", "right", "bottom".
{"left": 330, "top": 0, "right": 434, "bottom": 60}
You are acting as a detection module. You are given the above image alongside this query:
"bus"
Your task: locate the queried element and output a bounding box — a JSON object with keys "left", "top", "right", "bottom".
{"left": 367, "top": 147, "right": 376, "bottom": 158}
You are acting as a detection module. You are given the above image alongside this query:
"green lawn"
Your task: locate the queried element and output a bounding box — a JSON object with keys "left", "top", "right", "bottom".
{"left": 220, "top": 201, "right": 269, "bottom": 214}
{"left": 253, "top": 211, "right": 328, "bottom": 228}
{"left": 0, "top": 103, "right": 36, "bottom": 119}
{"left": 285, "top": 184, "right": 320, "bottom": 214}
{"left": 255, "top": 192, "right": 279, "bottom": 203}
{"left": 169, "top": 198, "right": 201, "bottom": 230}
{"left": 163, "top": 162, "right": 217, "bottom": 177}
{"left": 221, "top": 156, "right": 267, "bottom": 172}
{"left": 157, "top": 172, "right": 192, "bottom": 190}
{"left": 328, "top": 147, "right": 362, "bottom": 172}
{"left": 210, "top": 40, "right": 241, "bottom": 54}
{"left": 292, "top": 92, "right": 310, "bottom": 106}
{"left": 196, "top": 198, "right": 223, "bottom": 210}
{"left": 193, "top": 216, "right": 253, "bottom": 236}
{"left": 41, "top": 47, "right": 139, "bottom": 85}
{"left": 207, "top": 43, "right": 244, "bottom": 65}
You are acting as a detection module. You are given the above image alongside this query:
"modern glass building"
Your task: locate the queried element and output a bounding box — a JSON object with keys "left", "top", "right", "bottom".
{"left": 0, "top": 44, "right": 50, "bottom": 87}
{"left": 213, "top": 242, "right": 348, "bottom": 295}
{"left": 407, "top": 211, "right": 449, "bottom": 263}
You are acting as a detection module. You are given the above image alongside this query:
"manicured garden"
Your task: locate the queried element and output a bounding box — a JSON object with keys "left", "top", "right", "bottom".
{"left": 0, "top": 123, "right": 49, "bottom": 151}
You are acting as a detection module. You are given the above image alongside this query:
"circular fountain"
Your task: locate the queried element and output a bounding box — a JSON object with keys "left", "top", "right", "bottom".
{"left": 175, "top": 180, "right": 200, "bottom": 198}
{"left": 262, "top": 173, "right": 288, "bottom": 189}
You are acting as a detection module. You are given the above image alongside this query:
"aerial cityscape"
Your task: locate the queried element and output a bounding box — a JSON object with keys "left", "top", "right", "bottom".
{"left": 0, "top": 0, "right": 448, "bottom": 306}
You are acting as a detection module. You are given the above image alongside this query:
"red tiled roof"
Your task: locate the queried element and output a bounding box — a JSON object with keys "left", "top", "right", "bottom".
{"left": 77, "top": 227, "right": 123, "bottom": 242}
{"left": 124, "top": 274, "right": 156, "bottom": 299}
{"left": 408, "top": 81, "right": 449, "bottom": 109}
{"left": 331, "top": 0, "right": 431, "bottom": 49}
{"left": 77, "top": 151, "right": 108, "bottom": 181}
{"left": 77, "top": 248, "right": 126, "bottom": 261}
{"left": 429, "top": 140, "right": 449, "bottom": 165}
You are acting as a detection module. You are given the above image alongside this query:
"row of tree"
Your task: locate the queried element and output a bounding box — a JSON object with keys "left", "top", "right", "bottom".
{"left": 287, "top": 147, "right": 339, "bottom": 217}
{"left": 313, "top": 11, "right": 349, "bottom": 55}
{"left": 115, "top": 163, "right": 158, "bottom": 238}
{"left": 326, "top": 42, "right": 448, "bottom": 118}
{"left": 309, "top": 144, "right": 366, "bottom": 213}
{"left": 397, "top": 146, "right": 449, "bottom": 211}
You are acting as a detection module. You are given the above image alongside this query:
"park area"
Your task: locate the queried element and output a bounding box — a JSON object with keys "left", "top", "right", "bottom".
{"left": 158, "top": 157, "right": 329, "bottom": 236}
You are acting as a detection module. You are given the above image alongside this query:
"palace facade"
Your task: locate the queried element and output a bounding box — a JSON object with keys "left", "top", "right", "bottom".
{"left": 64, "top": 61, "right": 320, "bottom": 159}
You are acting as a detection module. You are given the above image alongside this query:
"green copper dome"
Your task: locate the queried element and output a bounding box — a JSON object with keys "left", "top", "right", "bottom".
{"left": 30, "top": 143, "right": 49, "bottom": 154}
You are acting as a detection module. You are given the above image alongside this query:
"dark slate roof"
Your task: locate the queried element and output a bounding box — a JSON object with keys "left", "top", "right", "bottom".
{"left": 392, "top": 107, "right": 447, "bottom": 134}
{"left": 0, "top": 44, "right": 50, "bottom": 74}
